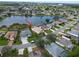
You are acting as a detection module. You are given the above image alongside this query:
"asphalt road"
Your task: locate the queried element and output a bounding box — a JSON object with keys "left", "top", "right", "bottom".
{"left": 0, "top": 43, "right": 36, "bottom": 51}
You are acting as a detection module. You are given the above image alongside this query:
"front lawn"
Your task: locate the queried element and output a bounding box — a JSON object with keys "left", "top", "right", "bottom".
{"left": 0, "top": 37, "right": 8, "bottom": 46}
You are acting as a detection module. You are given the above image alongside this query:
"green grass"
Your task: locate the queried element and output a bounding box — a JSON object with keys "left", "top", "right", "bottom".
{"left": 44, "top": 30, "right": 52, "bottom": 34}
{"left": 0, "top": 37, "right": 8, "bottom": 46}
{"left": 13, "top": 41, "right": 22, "bottom": 45}
{"left": 55, "top": 26, "right": 60, "bottom": 29}
{"left": 27, "top": 32, "right": 39, "bottom": 42}
{"left": 13, "top": 39, "right": 22, "bottom": 45}
{"left": 0, "top": 28, "right": 8, "bottom": 31}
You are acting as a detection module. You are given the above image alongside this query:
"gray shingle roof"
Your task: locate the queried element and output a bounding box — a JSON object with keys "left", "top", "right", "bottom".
{"left": 20, "top": 29, "right": 32, "bottom": 37}
{"left": 45, "top": 43, "right": 68, "bottom": 57}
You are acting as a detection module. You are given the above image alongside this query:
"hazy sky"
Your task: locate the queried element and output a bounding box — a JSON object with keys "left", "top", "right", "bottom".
{"left": 0, "top": 0, "right": 79, "bottom": 3}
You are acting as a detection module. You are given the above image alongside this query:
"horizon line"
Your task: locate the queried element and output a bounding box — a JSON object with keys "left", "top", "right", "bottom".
{"left": 0, "top": 1, "right": 79, "bottom": 4}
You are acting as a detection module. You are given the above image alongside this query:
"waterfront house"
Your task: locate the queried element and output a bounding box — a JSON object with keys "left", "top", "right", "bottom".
{"left": 5, "top": 30, "right": 17, "bottom": 41}
{"left": 59, "top": 18, "right": 67, "bottom": 23}
{"left": 41, "top": 24, "right": 50, "bottom": 30}
{"left": 32, "top": 26, "right": 43, "bottom": 34}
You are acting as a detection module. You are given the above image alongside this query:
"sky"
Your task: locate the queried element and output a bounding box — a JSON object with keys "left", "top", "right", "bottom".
{"left": 0, "top": 0, "right": 79, "bottom": 3}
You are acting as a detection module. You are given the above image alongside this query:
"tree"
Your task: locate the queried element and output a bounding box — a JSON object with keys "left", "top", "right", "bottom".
{"left": 45, "top": 19, "right": 50, "bottom": 23}
{"left": 45, "top": 7, "right": 49, "bottom": 10}
{"left": 35, "top": 38, "right": 45, "bottom": 49}
{"left": 9, "top": 49, "right": 18, "bottom": 57}
{"left": 1, "top": 46, "right": 11, "bottom": 57}
{"left": 46, "top": 33, "right": 57, "bottom": 43}
{"left": 7, "top": 13, "right": 11, "bottom": 17}
{"left": 0, "top": 16, "right": 3, "bottom": 21}
{"left": 23, "top": 48, "right": 29, "bottom": 57}
{"left": 70, "top": 39, "right": 77, "bottom": 45}
{"left": 1, "top": 46, "right": 18, "bottom": 57}
{"left": 27, "top": 21, "right": 32, "bottom": 33}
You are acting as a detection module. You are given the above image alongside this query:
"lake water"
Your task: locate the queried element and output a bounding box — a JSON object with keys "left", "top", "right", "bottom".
{"left": 0, "top": 16, "right": 54, "bottom": 27}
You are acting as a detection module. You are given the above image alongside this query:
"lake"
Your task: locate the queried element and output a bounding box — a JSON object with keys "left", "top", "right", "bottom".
{"left": 0, "top": 16, "right": 54, "bottom": 27}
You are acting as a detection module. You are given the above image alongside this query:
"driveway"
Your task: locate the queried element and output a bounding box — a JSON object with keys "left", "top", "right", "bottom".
{"left": 20, "top": 37, "right": 28, "bottom": 44}
{"left": 18, "top": 36, "right": 28, "bottom": 55}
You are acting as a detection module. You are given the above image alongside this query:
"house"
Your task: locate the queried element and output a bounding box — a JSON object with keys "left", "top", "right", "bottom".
{"left": 59, "top": 18, "right": 67, "bottom": 23}
{"left": 57, "top": 36, "right": 73, "bottom": 50}
{"left": 67, "top": 30, "right": 79, "bottom": 42}
{"left": 41, "top": 24, "right": 49, "bottom": 30}
{"left": 32, "top": 26, "right": 43, "bottom": 34}
{"left": 52, "top": 21, "right": 64, "bottom": 26}
{"left": 5, "top": 30, "right": 17, "bottom": 41}
{"left": 45, "top": 43, "right": 68, "bottom": 57}
{"left": 20, "top": 29, "right": 32, "bottom": 37}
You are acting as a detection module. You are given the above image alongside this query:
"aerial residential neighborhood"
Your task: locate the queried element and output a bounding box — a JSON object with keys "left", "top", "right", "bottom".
{"left": 0, "top": 1, "right": 79, "bottom": 57}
